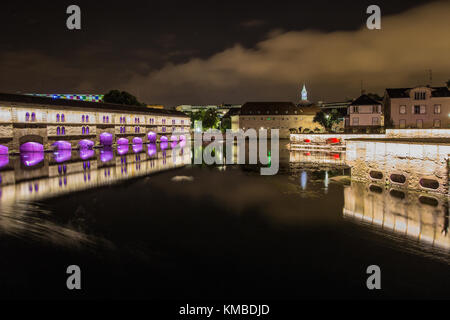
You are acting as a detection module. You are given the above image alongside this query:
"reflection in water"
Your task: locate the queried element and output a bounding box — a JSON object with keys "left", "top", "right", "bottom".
{"left": 343, "top": 182, "right": 449, "bottom": 252}
{"left": 80, "top": 148, "right": 95, "bottom": 160}
{"left": 0, "top": 145, "right": 190, "bottom": 206}
{"left": 148, "top": 143, "right": 157, "bottom": 157}
{"left": 0, "top": 155, "right": 9, "bottom": 168}
{"left": 53, "top": 150, "right": 72, "bottom": 163}
{"left": 300, "top": 171, "right": 307, "bottom": 190}
{"left": 133, "top": 143, "right": 143, "bottom": 153}
{"left": 100, "top": 147, "right": 114, "bottom": 163}
{"left": 117, "top": 144, "right": 129, "bottom": 155}
{"left": 20, "top": 152, "right": 45, "bottom": 167}
{"left": 0, "top": 143, "right": 190, "bottom": 247}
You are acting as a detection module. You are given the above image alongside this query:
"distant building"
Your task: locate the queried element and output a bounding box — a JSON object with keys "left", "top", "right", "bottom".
{"left": 232, "top": 102, "right": 323, "bottom": 138}
{"left": 346, "top": 94, "right": 383, "bottom": 133}
{"left": 176, "top": 104, "right": 241, "bottom": 118}
{"left": 297, "top": 84, "right": 315, "bottom": 108}
{"left": 384, "top": 85, "right": 450, "bottom": 129}
{"left": 26, "top": 93, "right": 104, "bottom": 103}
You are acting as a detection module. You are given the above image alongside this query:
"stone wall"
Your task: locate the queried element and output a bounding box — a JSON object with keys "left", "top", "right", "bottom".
{"left": 346, "top": 139, "right": 450, "bottom": 194}
{"left": 386, "top": 129, "right": 450, "bottom": 138}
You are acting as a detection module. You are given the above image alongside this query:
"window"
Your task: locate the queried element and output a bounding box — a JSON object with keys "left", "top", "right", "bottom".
{"left": 416, "top": 119, "right": 423, "bottom": 128}
{"left": 399, "top": 119, "right": 406, "bottom": 129}
{"left": 82, "top": 115, "right": 85, "bottom": 122}
{"left": 31, "top": 113, "right": 36, "bottom": 121}
{"left": 420, "top": 105, "right": 426, "bottom": 114}
{"left": 82, "top": 127, "right": 85, "bottom": 135}
{"left": 61, "top": 114, "right": 65, "bottom": 122}
{"left": 25, "top": 112, "right": 30, "bottom": 121}
{"left": 434, "top": 105, "right": 441, "bottom": 114}
{"left": 399, "top": 105, "right": 406, "bottom": 114}
{"left": 414, "top": 105, "right": 420, "bottom": 114}
{"left": 56, "top": 114, "right": 60, "bottom": 122}
{"left": 57, "top": 127, "right": 61, "bottom": 135}
{"left": 106, "top": 116, "right": 109, "bottom": 123}
{"left": 86, "top": 115, "right": 89, "bottom": 123}
{"left": 414, "top": 92, "right": 426, "bottom": 100}
{"left": 434, "top": 119, "right": 441, "bottom": 128}
{"left": 352, "top": 117, "right": 359, "bottom": 125}
{"left": 86, "top": 127, "right": 89, "bottom": 134}
{"left": 372, "top": 117, "right": 379, "bottom": 125}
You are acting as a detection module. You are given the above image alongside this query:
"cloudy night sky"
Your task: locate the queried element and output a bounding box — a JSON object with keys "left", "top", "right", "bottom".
{"left": 0, "top": 0, "right": 449, "bottom": 107}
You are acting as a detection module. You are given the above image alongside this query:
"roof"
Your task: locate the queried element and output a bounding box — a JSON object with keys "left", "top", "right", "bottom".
{"left": 350, "top": 94, "right": 381, "bottom": 106}
{"left": 222, "top": 108, "right": 241, "bottom": 118}
{"left": 240, "top": 101, "right": 320, "bottom": 116}
{"left": 386, "top": 87, "right": 450, "bottom": 98}
{"left": 0, "top": 93, "right": 187, "bottom": 117}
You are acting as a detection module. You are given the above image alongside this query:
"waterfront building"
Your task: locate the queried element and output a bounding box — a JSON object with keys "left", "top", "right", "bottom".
{"left": 384, "top": 85, "right": 450, "bottom": 129}
{"left": 0, "top": 93, "right": 190, "bottom": 153}
{"left": 346, "top": 94, "right": 383, "bottom": 133}
{"left": 232, "top": 102, "right": 323, "bottom": 138}
{"left": 176, "top": 104, "right": 242, "bottom": 118}
{"left": 26, "top": 93, "right": 104, "bottom": 103}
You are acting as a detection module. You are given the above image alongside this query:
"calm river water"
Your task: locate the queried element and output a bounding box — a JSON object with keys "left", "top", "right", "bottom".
{"left": 0, "top": 141, "right": 448, "bottom": 299}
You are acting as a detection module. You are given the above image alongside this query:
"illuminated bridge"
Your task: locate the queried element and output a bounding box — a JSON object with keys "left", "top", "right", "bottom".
{"left": 0, "top": 93, "right": 190, "bottom": 154}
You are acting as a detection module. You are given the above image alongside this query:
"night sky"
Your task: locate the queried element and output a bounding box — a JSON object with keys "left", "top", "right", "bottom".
{"left": 0, "top": 0, "right": 449, "bottom": 107}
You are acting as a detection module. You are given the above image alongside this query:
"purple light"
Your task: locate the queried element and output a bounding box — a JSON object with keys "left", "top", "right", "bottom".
{"left": 170, "top": 135, "right": 178, "bottom": 142}
{"left": 117, "top": 144, "right": 129, "bottom": 155}
{"left": 147, "top": 143, "right": 157, "bottom": 157}
{"left": 79, "top": 139, "right": 94, "bottom": 149}
{"left": 52, "top": 140, "right": 72, "bottom": 150}
{"left": 160, "top": 141, "right": 168, "bottom": 150}
{"left": 171, "top": 141, "right": 178, "bottom": 149}
{"left": 99, "top": 133, "right": 113, "bottom": 146}
{"left": 0, "top": 155, "right": 9, "bottom": 168}
{"left": 147, "top": 131, "right": 157, "bottom": 143}
{"left": 79, "top": 148, "right": 95, "bottom": 160}
{"left": 132, "top": 137, "right": 143, "bottom": 144}
{"left": 160, "top": 136, "right": 168, "bottom": 143}
{"left": 179, "top": 139, "right": 187, "bottom": 148}
{"left": 20, "top": 152, "right": 44, "bottom": 167}
{"left": 20, "top": 142, "right": 44, "bottom": 153}
{"left": 179, "top": 135, "right": 186, "bottom": 141}
{"left": 53, "top": 150, "right": 72, "bottom": 163}
{"left": 0, "top": 145, "right": 8, "bottom": 155}
{"left": 117, "top": 138, "right": 129, "bottom": 145}
{"left": 100, "top": 147, "right": 114, "bottom": 162}
{"left": 132, "top": 144, "right": 143, "bottom": 153}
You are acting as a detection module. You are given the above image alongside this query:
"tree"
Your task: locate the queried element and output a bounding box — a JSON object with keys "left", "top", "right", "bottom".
{"left": 103, "top": 90, "right": 145, "bottom": 106}
{"left": 313, "top": 109, "right": 340, "bottom": 132}
{"left": 202, "top": 108, "right": 220, "bottom": 129}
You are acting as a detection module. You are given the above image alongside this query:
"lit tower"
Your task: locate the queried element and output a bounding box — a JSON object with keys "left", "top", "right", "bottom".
{"left": 301, "top": 84, "right": 308, "bottom": 101}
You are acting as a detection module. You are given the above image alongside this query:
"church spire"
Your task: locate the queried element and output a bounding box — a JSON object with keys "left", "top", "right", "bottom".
{"left": 301, "top": 83, "right": 308, "bottom": 101}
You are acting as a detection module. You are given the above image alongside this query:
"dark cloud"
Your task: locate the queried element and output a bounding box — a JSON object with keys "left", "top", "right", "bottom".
{"left": 123, "top": 1, "right": 450, "bottom": 107}
{"left": 241, "top": 19, "right": 267, "bottom": 28}
{"left": 0, "top": 1, "right": 448, "bottom": 107}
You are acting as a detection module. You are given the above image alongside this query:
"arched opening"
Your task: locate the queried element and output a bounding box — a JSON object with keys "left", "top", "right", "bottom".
{"left": 419, "top": 178, "right": 439, "bottom": 190}
{"left": 419, "top": 196, "right": 439, "bottom": 206}
{"left": 369, "top": 170, "right": 383, "bottom": 180}
{"left": 99, "top": 133, "right": 113, "bottom": 146}
{"left": 389, "top": 189, "right": 405, "bottom": 200}
{"left": 390, "top": 173, "right": 406, "bottom": 184}
{"left": 369, "top": 185, "right": 383, "bottom": 193}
